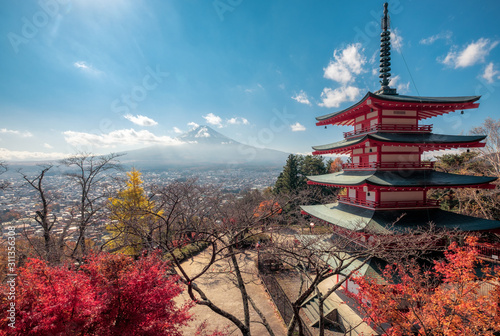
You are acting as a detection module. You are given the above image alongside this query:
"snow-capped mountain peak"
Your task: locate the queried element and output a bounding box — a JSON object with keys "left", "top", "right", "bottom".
{"left": 177, "top": 125, "right": 237, "bottom": 145}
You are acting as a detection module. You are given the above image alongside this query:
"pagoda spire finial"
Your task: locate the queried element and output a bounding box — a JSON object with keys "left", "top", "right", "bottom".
{"left": 376, "top": 2, "right": 397, "bottom": 95}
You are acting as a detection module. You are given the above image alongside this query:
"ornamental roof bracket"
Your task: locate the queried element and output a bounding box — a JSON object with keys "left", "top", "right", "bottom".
{"left": 375, "top": 2, "right": 398, "bottom": 95}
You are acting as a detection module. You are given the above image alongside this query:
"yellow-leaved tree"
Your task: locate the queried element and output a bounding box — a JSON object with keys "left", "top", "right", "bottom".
{"left": 106, "top": 169, "right": 162, "bottom": 256}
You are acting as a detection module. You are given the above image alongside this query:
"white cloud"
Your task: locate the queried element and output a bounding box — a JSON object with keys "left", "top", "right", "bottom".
{"left": 318, "top": 86, "right": 361, "bottom": 108}
{"left": 323, "top": 44, "right": 366, "bottom": 84}
{"left": 124, "top": 114, "right": 158, "bottom": 126}
{"left": 482, "top": 62, "right": 500, "bottom": 83}
{"left": 391, "top": 29, "right": 403, "bottom": 52}
{"left": 389, "top": 75, "right": 410, "bottom": 94}
{"left": 243, "top": 83, "right": 264, "bottom": 94}
{"left": 368, "top": 50, "right": 377, "bottom": 65}
{"left": 63, "top": 129, "right": 184, "bottom": 148}
{"left": 442, "top": 38, "right": 499, "bottom": 68}
{"left": 74, "top": 61, "right": 89, "bottom": 69}
{"left": 290, "top": 122, "right": 306, "bottom": 132}
{"left": 420, "top": 31, "right": 453, "bottom": 45}
{"left": 227, "top": 117, "right": 249, "bottom": 125}
{"left": 291, "top": 90, "right": 311, "bottom": 105}
{"left": 203, "top": 113, "right": 223, "bottom": 128}
{"left": 0, "top": 128, "right": 33, "bottom": 137}
{"left": 0, "top": 148, "right": 67, "bottom": 161}
{"left": 201, "top": 114, "right": 249, "bottom": 128}
{"left": 173, "top": 127, "right": 183, "bottom": 134}
{"left": 73, "top": 61, "right": 102, "bottom": 75}
{"left": 188, "top": 122, "right": 199, "bottom": 130}
{"left": 43, "top": 143, "right": 53, "bottom": 149}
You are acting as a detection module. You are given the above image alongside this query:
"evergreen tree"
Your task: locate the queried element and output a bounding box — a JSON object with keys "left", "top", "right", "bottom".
{"left": 274, "top": 154, "right": 333, "bottom": 194}
{"left": 301, "top": 155, "right": 328, "bottom": 176}
{"left": 274, "top": 154, "right": 302, "bottom": 194}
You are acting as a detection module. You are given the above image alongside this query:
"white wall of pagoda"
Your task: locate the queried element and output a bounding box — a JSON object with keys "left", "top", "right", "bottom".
{"left": 381, "top": 110, "right": 417, "bottom": 126}
{"left": 350, "top": 145, "right": 422, "bottom": 167}
{"left": 352, "top": 109, "right": 420, "bottom": 132}
{"left": 381, "top": 153, "right": 419, "bottom": 163}
{"left": 380, "top": 191, "right": 424, "bottom": 202}
{"left": 341, "top": 188, "right": 429, "bottom": 208}
{"left": 366, "top": 191, "right": 376, "bottom": 202}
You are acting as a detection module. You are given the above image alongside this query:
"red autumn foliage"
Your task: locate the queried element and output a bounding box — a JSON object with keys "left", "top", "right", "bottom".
{"left": 0, "top": 252, "right": 192, "bottom": 336}
{"left": 329, "top": 157, "right": 343, "bottom": 173}
{"left": 353, "top": 237, "right": 500, "bottom": 336}
{"left": 253, "top": 200, "right": 282, "bottom": 219}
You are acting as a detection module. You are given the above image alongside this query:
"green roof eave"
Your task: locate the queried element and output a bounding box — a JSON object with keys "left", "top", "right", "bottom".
{"left": 300, "top": 203, "right": 390, "bottom": 233}
{"left": 316, "top": 92, "right": 372, "bottom": 122}
{"left": 371, "top": 133, "right": 486, "bottom": 144}
{"left": 293, "top": 234, "right": 384, "bottom": 279}
{"left": 312, "top": 137, "right": 362, "bottom": 152}
{"left": 374, "top": 93, "right": 480, "bottom": 104}
{"left": 307, "top": 170, "right": 374, "bottom": 186}
{"left": 373, "top": 208, "right": 500, "bottom": 232}
{"left": 312, "top": 133, "right": 486, "bottom": 152}
{"left": 301, "top": 202, "right": 500, "bottom": 233}
{"left": 307, "top": 170, "right": 497, "bottom": 188}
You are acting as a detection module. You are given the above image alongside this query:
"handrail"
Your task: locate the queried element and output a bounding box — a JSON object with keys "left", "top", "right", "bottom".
{"left": 338, "top": 196, "right": 440, "bottom": 209}
{"left": 343, "top": 124, "right": 432, "bottom": 138}
{"left": 475, "top": 243, "right": 500, "bottom": 260}
{"left": 342, "top": 162, "right": 434, "bottom": 170}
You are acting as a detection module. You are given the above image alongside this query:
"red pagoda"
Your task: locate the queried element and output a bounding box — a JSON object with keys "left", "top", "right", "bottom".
{"left": 301, "top": 3, "right": 500, "bottom": 236}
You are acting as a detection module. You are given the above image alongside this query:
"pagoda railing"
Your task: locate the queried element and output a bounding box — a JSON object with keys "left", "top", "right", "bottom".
{"left": 343, "top": 124, "right": 432, "bottom": 138}
{"left": 342, "top": 162, "right": 434, "bottom": 170}
{"left": 476, "top": 243, "right": 500, "bottom": 261}
{"left": 338, "top": 196, "right": 440, "bottom": 209}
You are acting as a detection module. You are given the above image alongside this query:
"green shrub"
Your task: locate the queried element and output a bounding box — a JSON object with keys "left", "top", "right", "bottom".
{"left": 240, "top": 233, "right": 270, "bottom": 248}
{"left": 167, "top": 241, "right": 209, "bottom": 262}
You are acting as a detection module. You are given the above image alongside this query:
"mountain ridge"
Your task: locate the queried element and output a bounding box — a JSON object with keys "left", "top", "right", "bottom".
{"left": 119, "top": 125, "right": 290, "bottom": 170}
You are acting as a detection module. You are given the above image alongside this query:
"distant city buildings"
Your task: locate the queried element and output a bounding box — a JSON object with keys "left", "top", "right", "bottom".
{"left": 0, "top": 168, "right": 281, "bottom": 242}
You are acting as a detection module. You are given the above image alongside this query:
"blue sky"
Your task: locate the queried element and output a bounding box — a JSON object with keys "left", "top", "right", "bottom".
{"left": 1, "top": 0, "right": 500, "bottom": 161}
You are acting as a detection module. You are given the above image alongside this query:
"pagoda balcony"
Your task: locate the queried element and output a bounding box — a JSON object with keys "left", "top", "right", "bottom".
{"left": 343, "top": 124, "right": 432, "bottom": 139}
{"left": 476, "top": 243, "right": 500, "bottom": 262}
{"left": 342, "top": 161, "right": 435, "bottom": 170}
{"left": 338, "top": 196, "right": 440, "bottom": 210}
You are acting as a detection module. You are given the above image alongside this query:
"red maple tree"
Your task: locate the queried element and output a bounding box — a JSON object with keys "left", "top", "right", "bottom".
{"left": 1, "top": 252, "right": 192, "bottom": 336}
{"left": 354, "top": 237, "right": 500, "bottom": 336}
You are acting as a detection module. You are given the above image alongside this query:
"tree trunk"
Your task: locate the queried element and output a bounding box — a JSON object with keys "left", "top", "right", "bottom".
{"left": 318, "top": 291, "right": 325, "bottom": 336}
{"left": 228, "top": 245, "right": 251, "bottom": 331}
{"left": 248, "top": 295, "right": 276, "bottom": 336}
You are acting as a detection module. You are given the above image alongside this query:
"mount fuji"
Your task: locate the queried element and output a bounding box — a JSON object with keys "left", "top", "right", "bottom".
{"left": 120, "top": 125, "right": 290, "bottom": 170}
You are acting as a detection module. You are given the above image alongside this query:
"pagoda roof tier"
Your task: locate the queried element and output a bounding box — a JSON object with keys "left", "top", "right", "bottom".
{"left": 300, "top": 202, "right": 500, "bottom": 234}
{"left": 316, "top": 92, "right": 480, "bottom": 126}
{"left": 307, "top": 170, "right": 497, "bottom": 189}
{"left": 312, "top": 133, "right": 486, "bottom": 155}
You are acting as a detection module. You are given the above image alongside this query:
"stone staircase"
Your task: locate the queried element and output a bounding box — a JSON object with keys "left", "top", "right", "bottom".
{"left": 301, "top": 295, "right": 337, "bottom": 328}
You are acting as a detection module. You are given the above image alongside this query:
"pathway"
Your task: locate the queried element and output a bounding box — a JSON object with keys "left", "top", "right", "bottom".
{"left": 177, "top": 249, "right": 287, "bottom": 336}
